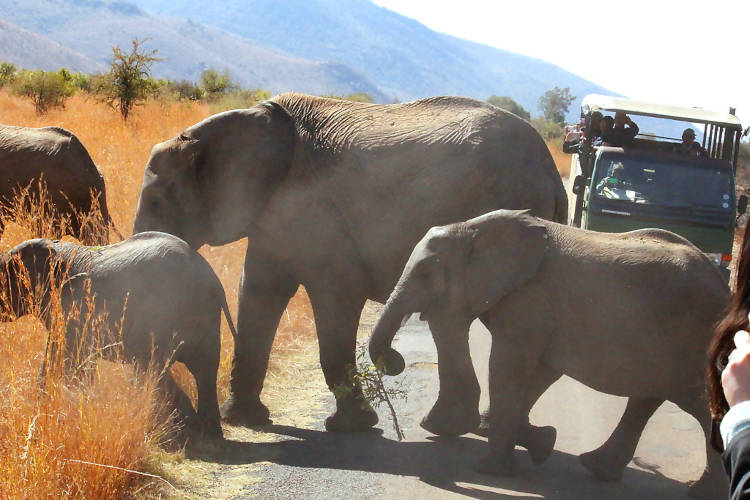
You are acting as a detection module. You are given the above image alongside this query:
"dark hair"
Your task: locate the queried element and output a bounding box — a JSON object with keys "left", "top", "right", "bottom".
{"left": 601, "top": 116, "right": 614, "bottom": 127}
{"left": 708, "top": 224, "right": 750, "bottom": 451}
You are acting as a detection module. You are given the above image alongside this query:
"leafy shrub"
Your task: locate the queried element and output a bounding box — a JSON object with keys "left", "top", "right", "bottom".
{"left": 487, "top": 95, "right": 530, "bottom": 120}
{"left": 207, "top": 88, "right": 271, "bottom": 113}
{"left": 531, "top": 117, "right": 564, "bottom": 141}
{"left": 13, "top": 70, "right": 73, "bottom": 114}
{"left": 199, "top": 68, "right": 237, "bottom": 101}
{"left": 0, "top": 62, "right": 16, "bottom": 87}
{"left": 96, "top": 38, "right": 161, "bottom": 120}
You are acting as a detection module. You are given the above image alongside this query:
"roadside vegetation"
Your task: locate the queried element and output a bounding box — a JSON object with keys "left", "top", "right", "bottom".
{"left": 0, "top": 90, "right": 316, "bottom": 498}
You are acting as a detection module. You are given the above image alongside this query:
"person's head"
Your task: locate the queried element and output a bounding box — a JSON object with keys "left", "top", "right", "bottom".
{"left": 709, "top": 224, "right": 750, "bottom": 451}
{"left": 610, "top": 162, "right": 625, "bottom": 180}
{"left": 590, "top": 111, "right": 603, "bottom": 129}
{"left": 682, "top": 128, "right": 696, "bottom": 144}
{"left": 614, "top": 111, "right": 627, "bottom": 128}
{"left": 600, "top": 116, "right": 614, "bottom": 133}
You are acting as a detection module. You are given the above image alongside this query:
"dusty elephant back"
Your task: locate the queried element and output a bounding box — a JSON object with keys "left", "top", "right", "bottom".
{"left": 259, "top": 94, "right": 566, "bottom": 298}
{"left": 533, "top": 222, "right": 729, "bottom": 396}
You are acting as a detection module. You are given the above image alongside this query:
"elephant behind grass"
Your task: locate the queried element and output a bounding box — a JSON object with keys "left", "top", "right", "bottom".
{"left": 0, "top": 124, "right": 116, "bottom": 245}
{"left": 0, "top": 231, "right": 236, "bottom": 444}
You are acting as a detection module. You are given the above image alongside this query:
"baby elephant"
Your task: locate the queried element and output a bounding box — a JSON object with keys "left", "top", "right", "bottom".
{"left": 0, "top": 231, "right": 236, "bottom": 442}
{"left": 370, "top": 209, "right": 729, "bottom": 498}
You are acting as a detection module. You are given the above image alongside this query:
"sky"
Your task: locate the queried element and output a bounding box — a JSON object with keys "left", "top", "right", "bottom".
{"left": 371, "top": 0, "right": 750, "bottom": 127}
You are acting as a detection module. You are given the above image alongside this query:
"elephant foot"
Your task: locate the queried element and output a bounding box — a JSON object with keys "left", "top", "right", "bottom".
{"left": 579, "top": 447, "right": 627, "bottom": 482}
{"left": 522, "top": 425, "right": 556, "bottom": 466}
{"left": 219, "top": 394, "right": 271, "bottom": 427}
{"left": 188, "top": 416, "right": 224, "bottom": 441}
{"left": 325, "top": 396, "right": 379, "bottom": 432}
{"left": 687, "top": 470, "right": 726, "bottom": 499}
{"left": 421, "top": 399, "right": 480, "bottom": 436}
{"left": 475, "top": 452, "right": 519, "bottom": 476}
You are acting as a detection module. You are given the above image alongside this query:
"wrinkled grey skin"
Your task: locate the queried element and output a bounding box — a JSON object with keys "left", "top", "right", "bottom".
{"left": 0, "top": 232, "right": 235, "bottom": 442}
{"left": 370, "top": 209, "right": 728, "bottom": 498}
{"left": 0, "top": 124, "right": 114, "bottom": 245}
{"left": 132, "top": 93, "right": 567, "bottom": 432}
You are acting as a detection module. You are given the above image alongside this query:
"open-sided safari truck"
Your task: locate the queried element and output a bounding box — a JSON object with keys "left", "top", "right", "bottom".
{"left": 566, "top": 94, "right": 747, "bottom": 279}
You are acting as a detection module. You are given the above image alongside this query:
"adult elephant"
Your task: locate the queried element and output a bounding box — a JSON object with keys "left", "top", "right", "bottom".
{"left": 132, "top": 93, "right": 567, "bottom": 432}
{"left": 0, "top": 125, "right": 114, "bottom": 245}
{"left": 369, "top": 209, "right": 728, "bottom": 497}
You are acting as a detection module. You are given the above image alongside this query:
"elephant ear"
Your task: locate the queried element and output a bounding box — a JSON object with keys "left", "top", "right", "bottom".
{"left": 465, "top": 210, "right": 548, "bottom": 316}
{"left": 200, "top": 101, "right": 297, "bottom": 244}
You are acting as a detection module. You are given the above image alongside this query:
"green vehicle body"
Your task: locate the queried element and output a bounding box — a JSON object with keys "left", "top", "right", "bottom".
{"left": 567, "top": 95, "right": 745, "bottom": 277}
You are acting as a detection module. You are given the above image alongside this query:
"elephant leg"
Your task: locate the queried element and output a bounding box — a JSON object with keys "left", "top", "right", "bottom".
{"left": 185, "top": 335, "right": 222, "bottom": 440}
{"left": 307, "top": 287, "right": 377, "bottom": 432}
{"left": 421, "top": 316, "right": 480, "bottom": 436}
{"left": 579, "top": 397, "right": 662, "bottom": 481}
{"left": 220, "top": 252, "right": 298, "bottom": 427}
{"left": 516, "top": 365, "right": 560, "bottom": 466}
{"left": 476, "top": 336, "right": 541, "bottom": 477}
{"left": 159, "top": 370, "right": 199, "bottom": 447}
{"left": 673, "top": 396, "right": 727, "bottom": 498}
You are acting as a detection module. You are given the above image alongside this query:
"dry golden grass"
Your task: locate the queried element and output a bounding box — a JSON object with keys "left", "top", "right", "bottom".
{"left": 0, "top": 90, "right": 316, "bottom": 498}
{"left": 0, "top": 257, "right": 172, "bottom": 499}
{"left": 546, "top": 140, "right": 571, "bottom": 178}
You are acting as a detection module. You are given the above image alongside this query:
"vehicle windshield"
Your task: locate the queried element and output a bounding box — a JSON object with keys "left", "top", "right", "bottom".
{"left": 592, "top": 153, "right": 733, "bottom": 211}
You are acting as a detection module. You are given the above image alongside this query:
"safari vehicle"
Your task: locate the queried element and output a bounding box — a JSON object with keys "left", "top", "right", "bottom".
{"left": 567, "top": 94, "right": 747, "bottom": 278}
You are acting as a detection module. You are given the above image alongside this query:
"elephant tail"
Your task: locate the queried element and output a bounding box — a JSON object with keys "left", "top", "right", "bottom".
{"left": 219, "top": 285, "right": 238, "bottom": 341}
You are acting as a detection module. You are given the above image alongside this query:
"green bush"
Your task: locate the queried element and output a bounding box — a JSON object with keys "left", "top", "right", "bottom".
{"left": 0, "top": 62, "right": 17, "bottom": 87}
{"left": 199, "top": 68, "right": 237, "bottom": 101}
{"left": 207, "top": 88, "right": 271, "bottom": 113}
{"left": 530, "top": 117, "right": 564, "bottom": 141}
{"left": 487, "top": 95, "right": 530, "bottom": 120}
{"left": 14, "top": 70, "right": 73, "bottom": 114}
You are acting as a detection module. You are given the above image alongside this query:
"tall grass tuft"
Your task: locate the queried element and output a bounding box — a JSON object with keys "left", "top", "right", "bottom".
{"left": 0, "top": 253, "right": 174, "bottom": 499}
{"left": 0, "top": 179, "right": 111, "bottom": 246}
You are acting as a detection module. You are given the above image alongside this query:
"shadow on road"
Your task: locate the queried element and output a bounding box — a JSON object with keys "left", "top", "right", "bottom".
{"left": 188, "top": 424, "right": 693, "bottom": 499}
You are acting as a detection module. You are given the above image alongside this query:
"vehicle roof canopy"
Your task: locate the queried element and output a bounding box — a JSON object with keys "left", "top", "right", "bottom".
{"left": 582, "top": 94, "right": 742, "bottom": 130}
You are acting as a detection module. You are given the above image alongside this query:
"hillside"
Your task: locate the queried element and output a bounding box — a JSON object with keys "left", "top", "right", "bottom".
{"left": 0, "top": 0, "right": 385, "bottom": 99}
{"left": 132, "top": 0, "right": 609, "bottom": 116}
{"left": 0, "top": 18, "right": 103, "bottom": 73}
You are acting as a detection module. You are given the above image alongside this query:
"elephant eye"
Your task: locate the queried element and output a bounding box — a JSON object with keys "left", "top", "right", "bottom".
{"left": 150, "top": 198, "right": 159, "bottom": 210}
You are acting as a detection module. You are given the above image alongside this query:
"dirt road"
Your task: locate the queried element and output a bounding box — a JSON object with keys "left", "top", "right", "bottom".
{"left": 173, "top": 303, "right": 717, "bottom": 499}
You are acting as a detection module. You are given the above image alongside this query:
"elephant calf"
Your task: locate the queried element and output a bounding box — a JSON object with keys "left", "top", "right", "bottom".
{"left": 0, "top": 231, "right": 236, "bottom": 442}
{"left": 370, "top": 209, "right": 729, "bottom": 498}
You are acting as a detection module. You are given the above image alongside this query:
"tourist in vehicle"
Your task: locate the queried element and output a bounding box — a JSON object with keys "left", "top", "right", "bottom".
{"left": 594, "top": 116, "right": 614, "bottom": 146}
{"left": 563, "top": 112, "right": 605, "bottom": 153}
{"left": 600, "top": 111, "right": 639, "bottom": 147}
{"left": 673, "top": 128, "right": 707, "bottom": 157}
{"left": 709, "top": 225, "right": 750, "bottom": 498}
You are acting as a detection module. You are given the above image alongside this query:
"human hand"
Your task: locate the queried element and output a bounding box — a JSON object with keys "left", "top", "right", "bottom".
{"left": 722, "top": 321, "right": 750, "bottom": 407}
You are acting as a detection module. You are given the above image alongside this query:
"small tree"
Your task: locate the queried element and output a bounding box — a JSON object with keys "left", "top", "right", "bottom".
{"left": 487, "top": 95, "right": 530, "bottom": 120}
{"left": 98, "top": 38, "right": 160, "bottom": 120}
{"left": 199, "top": 68, "right": 235, "bottom": 100}
{"left": 538, "top": 86, "right": 576, "bottom": 125}
{"left": 0, "top": 62, "right": 17, "bottom": 87}
{"left": 14, "top": 70, "right": 73, "bottom": 114}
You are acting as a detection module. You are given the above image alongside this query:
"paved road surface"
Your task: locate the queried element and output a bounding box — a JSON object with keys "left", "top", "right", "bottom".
{"left": 187, "top": 310, "right": 717, "bottom": 499}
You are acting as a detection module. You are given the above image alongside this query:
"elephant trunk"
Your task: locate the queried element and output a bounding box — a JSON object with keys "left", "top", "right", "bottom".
{"left": 369, "top": 295, "right": 409, "bottom": 376}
